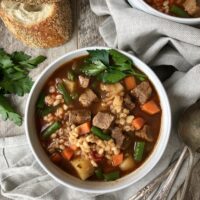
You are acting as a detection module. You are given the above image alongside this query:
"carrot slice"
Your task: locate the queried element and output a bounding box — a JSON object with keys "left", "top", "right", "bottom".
{"left": 50, "top": 153, "right": 62, "bottom": 163}
{"left": 76, "top": 122, "right": 91, "bottom": 135}
{"left": 124, "top": 76, "right": 137, "bottom": 90}
{"left": 70, "top": 144, "right": 78, "bottom": 151}
{"left": 141, "top": 100, "right": 160, "bottom": 115}
{"left": 112, "top": 153, "right": 123, "bottom": 166}
{"left": 132, "top": 117, "right": 145, "bottom": 130}
{"left": 62, "top": 147, "right": 74, "bottom": 160}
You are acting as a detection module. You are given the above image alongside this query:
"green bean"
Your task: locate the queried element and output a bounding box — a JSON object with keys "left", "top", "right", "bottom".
{"left": 36, "top": 92, "right": 45, "bottom": 109}
{"left": 57, "top": 82, "right": 72, "bottom": 104}
{"left": 42, "top": 121, "right": 61, "bottom": 139}
{"left": 95, "top": 168, "right": 104, "bottom": 179}
{"left": 103, "top": 171, "right": 120, "bottom": 181}
{"left": 134, "top": 141, "right": 145, "bottom": 162}
{"left": 67, "top": 70, "right": 76, "bottom": 81}
{"left": 37, "top": 106, "right": 56, "bottom": 117}
{"left": 91, "top": 126, "right": 111, "bottom": 140}
{"left": 170, "top": 5, "right": 190, "bottom": 18}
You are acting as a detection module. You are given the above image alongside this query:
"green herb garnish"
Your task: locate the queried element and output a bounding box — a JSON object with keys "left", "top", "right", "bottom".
{"left": 87, "top": 49, "right": 110, "bottom": 65}
{"left": 0, "top": 48, "right": 46, "bottom": 125}
{"left": 80, "top": 49, "right": 146, "bottom": 83}
{"left": 0, "top": 95, "right": 22, "bottom": 126}
{"left": 81, "top": 60, "right": 107, "bottom": 76}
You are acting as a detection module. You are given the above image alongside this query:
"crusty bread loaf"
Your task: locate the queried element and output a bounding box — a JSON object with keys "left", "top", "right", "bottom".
{"left": 0, "top": 0, "right": 72, "bottom": 48}
{"left": 10, "top": 0, "right": 61, "bottom": 4}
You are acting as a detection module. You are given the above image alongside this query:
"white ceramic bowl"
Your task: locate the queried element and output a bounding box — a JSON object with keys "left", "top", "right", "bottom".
{"left": 128, "top": 0, "right": 200, "bottom": 25}
{"left": 25, "top": 47, "right": 171, "bottom": 193}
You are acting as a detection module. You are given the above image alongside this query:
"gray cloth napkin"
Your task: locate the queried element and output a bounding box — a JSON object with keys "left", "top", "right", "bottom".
{"left": 1, "top": 0, "right": 200, "bottom": 199}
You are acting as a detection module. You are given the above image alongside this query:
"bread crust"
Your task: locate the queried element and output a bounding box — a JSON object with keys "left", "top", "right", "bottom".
{"left": 8, "top": 0, "right": 61, "bottom": 4}
{"left": 0, "top": 0, "right": 72, "bottom": 48}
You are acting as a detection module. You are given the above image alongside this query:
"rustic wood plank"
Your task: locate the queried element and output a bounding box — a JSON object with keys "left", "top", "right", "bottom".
{"left": 77, "top": 0, "right": 106, "bottom": 48}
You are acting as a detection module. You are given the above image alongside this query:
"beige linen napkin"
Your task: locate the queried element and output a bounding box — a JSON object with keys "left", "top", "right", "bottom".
{"left": 1, "top": 0, "right": 200, "bottom": 199}
{"left": 1, "top": 68, "right": 200, "bottom": 200}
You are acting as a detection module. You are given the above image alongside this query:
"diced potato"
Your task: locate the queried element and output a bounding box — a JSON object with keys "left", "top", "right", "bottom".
{"left": 70, "top": 158, "right": 94, "bottom": 180}
{"left": 119, "top": 155, "right": 136, "bottom": 171}
{"left": 100, "top": 83, "right": 124, "bottom": 100}
{"left": 63, "top": 78, "right": 76, "bottom": 92}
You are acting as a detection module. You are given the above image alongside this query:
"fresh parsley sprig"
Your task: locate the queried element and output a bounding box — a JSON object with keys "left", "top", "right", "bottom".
{"left": 0, "top": 95, "right": 22, "bottom": 126}
{"left": 80, "top": 49, "right": 146, "bottom": 83}
{"left": 0, "top": 48, "right": 46, "bottom": 126}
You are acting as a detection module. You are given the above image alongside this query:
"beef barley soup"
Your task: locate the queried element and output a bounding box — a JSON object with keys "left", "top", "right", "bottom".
{"left": 35, "top": 49, "right": 161, "bottom": 181}
{"left": 145, "top": 0, "right": 200, "bottom": 18}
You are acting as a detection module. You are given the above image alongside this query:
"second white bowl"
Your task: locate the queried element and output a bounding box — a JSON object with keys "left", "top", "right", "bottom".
{"left": 128, "top": 0, "right": 200, "bottom": 25}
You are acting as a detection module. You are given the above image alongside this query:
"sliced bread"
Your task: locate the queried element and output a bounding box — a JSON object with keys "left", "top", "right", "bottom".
{"left": 0, "top": 0, "right": 72, "bottom": 48}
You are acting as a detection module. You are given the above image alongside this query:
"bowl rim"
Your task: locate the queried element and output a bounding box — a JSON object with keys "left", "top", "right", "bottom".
{"left": 25, "top": 46, "right": 171, "bottom": 193}
{"left": 135, "top": 0, "right": 200, "bottom": 23}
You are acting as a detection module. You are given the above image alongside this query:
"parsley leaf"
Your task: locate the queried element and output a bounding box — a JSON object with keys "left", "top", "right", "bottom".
{"left": 11, "top": 51, "right": 31, "bottom": 62}
{"left": 0, "top": 48, "right": 5, "bottom": 54}
{"left": 0, "top": 54, "right": 13, "bottom": 68}
{"left": 101, "top": 70, "right": 126, "bottom": 84}
{"left": 87, "top": 50, "right": 109, "bottom": 65}
{"left": 0, "top": 95, "right": 22, "bottom": 126}
{"left": 109, "top": 49, "right": 132, "bottom": 69}
{"left": 19, "top": 55, "right": 46, "bottom": 69}
{"left": 0, "top": 48, "right": 46, "bottom": 125}
{"left": 131, "top": 70, "right": 147, "bottom": 81}
{"left": 81, "top": 60, "right": 107, "bottom": 76}
{"left": 0, "top": 77, "right": 33, "bottom": 96}
{"left": 80, "top": 49, "right": 146, "bottom": 83}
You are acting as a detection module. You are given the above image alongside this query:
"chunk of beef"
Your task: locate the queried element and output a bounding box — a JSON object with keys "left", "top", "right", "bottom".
{"left": 183, "top": 0, "right": 200, "bottom": 16}
{"left": 111, "top": 127, "right": 131, "bottom": 150}
{"left": 92, "top": 112, "right": 114, "bottom": 129}
{"left": 124, "top": 94, "right": 135, "bottom": 110}
{"left": 135, "top": 125, "right": 153, "bottom": 142}
{"left": 68, "top": 109, "right": 91, "bottom": 125}
{"left": 78, "top": 75, "right": 90, "bottom": 88}
{"left": 131, "top": 81, "right": 152, "bottom": 104}
{"left": 111, "top": 127, "right": 124, "bottom": 148}
{"left": 79, "top": 89, "right": 97, "bottom": 107}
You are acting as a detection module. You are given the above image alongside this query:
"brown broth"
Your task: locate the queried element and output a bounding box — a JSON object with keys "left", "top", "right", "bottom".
{"left": 144, "top": 0, "right": 195, "bottom": 18}
{"left": 36, "top": 55, "right": 162, "bottom": 181}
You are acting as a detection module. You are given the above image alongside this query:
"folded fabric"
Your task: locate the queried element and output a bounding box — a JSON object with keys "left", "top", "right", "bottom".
{"left": 90, "top": 0, "right": 200, "bottom": 69}
{"left": 1, "top": 68, "right": 200, "bottom": 200}
{"left": 1, "top": 0, "right": 200, "bottom": 199}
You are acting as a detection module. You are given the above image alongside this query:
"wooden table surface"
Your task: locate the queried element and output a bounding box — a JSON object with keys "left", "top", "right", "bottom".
{"left": 0, "top": 0, "right": 199, "bottom": 200}
{"left": 0, "top": 0, "right": 105, "bottom": 63}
